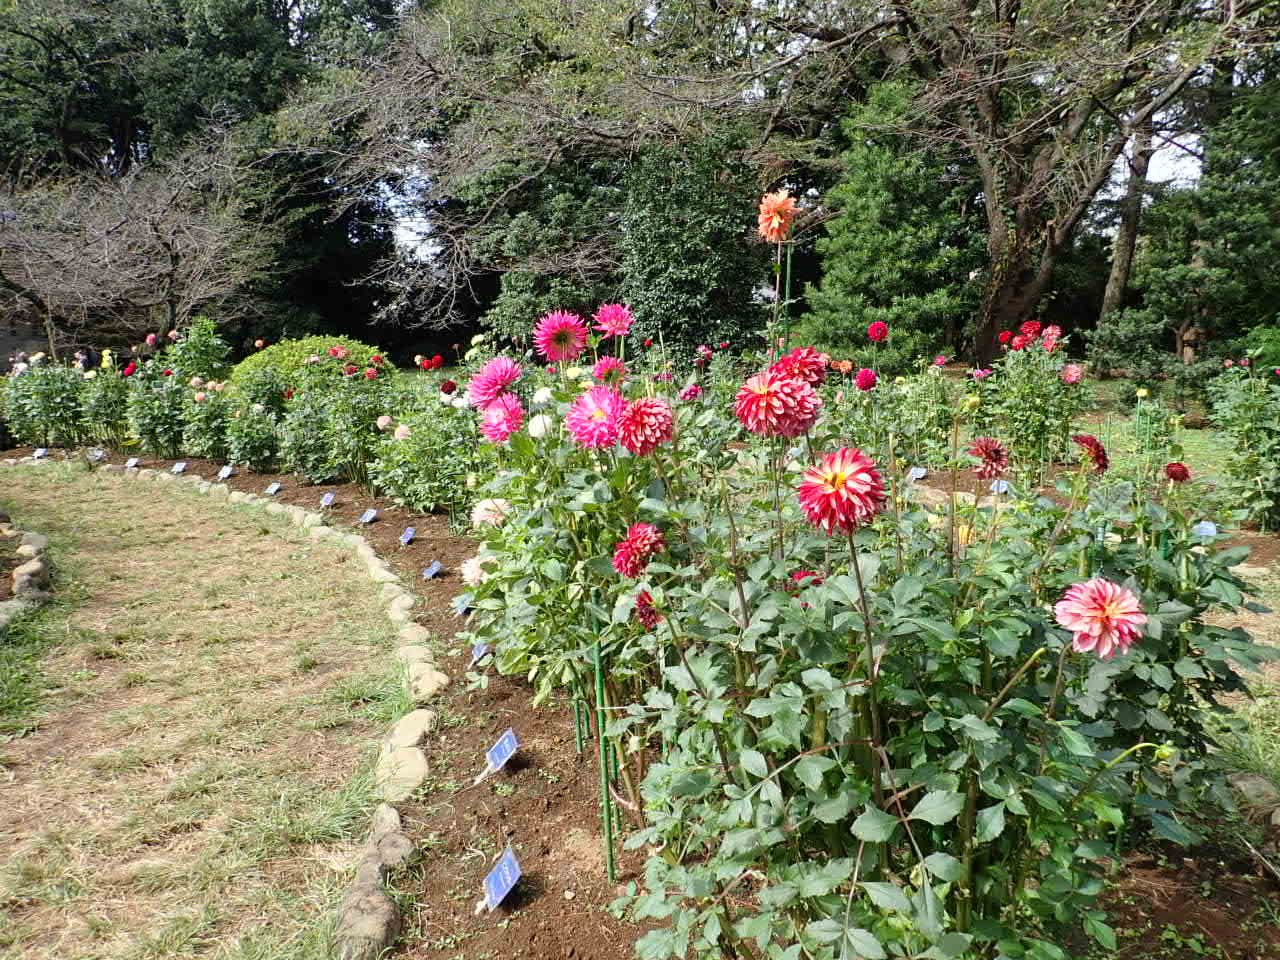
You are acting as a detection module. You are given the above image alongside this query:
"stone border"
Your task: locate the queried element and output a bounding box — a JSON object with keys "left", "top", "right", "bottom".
{"left": 0, "top": 456, "right": 452, "bottom": 960}
{"left": 0, "top": 506, "right": 52, "bottom": 635}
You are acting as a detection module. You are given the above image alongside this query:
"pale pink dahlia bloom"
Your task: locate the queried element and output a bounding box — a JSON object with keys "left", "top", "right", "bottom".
{"left": 612, "top": 523, "right": 664, "bottom": 577}
{"left": 376, "top": 415, "right": 394, "bottom": 431}
{"left": 1054, "top": 578, "right": 1146, "bottom": 660}
{"left": 565, "top": 386, "right": 625, "bottom": 449}
{"left": 480, "top": 393, "right": 524, "bottom": 444}
{"left": 592, "top": 356, "right": 627, "bottom": 386}
{"left": 618, "top": 397, "right": 674, "bottom": 456}
{"left": 796, "top": 447, "right": 885, "bottom": 535}
{"left": 593, "top": 303, "right": 634, "bottom": 338}
{"left": 393, "top": 424, "right": 412, "bottom": 441}
{"left": 466, "top": 356, "right": 523, "bottom": 409}
{"left": 1060, "top": 363, "right": 1084, "bottom": 385}
{"left": 471, "top": 498, "right": 512, "bottom": 528}
{"left": 533, "top": 310, "right": 588, "bottom": 362}
{"left": 734, "top": 369, "right": 822, "bottom": 438}
{"left": 461, "top": 555, "right": 489, "bottom": 587}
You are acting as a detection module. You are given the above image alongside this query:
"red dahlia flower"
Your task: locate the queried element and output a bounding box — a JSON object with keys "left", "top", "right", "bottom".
{"left": 998, "top": 331, "right": 1013, "bottom": 345}
{"left": 770, "top": 346, "right": 829, "bottom": 386}
{"left": 1070, "top": 434, "right": 1109, "bottom": 473}
{"left": 854, "top": 368, "right": 877, "bottom": 391}
{"left": 634, "top": 590, "right": 661, "bottom": 630}
{"left": 440, "top": 379, "right": 457, "bottom": 395}
{"left": 1164, "top": 462, "right": 1191, "bottom": 483}
{"left": 122, "top": 362, "right": 137, "bottom": 377}
{"left": 613, "top": 523, "right": 664, "bottom": 577}
{"left": 734, "top": 369, "right": 822, "bottom": 438}
{"left": 618, "top": 397, "right": 674, "bottom": 456}
{"left": 968, "top": 437, "right": 1009, "bottom": 480}
{"left": 364, "top": 368, "right": 378, "bottom": 380}
{"left": 1020, "top": 320, "right": 1042, "bottom": 338}
{"left": 867, "top": 321, "right": 889, "bottom": 343}
{"left": 796, "top": 447, "right": 886, "bottom": 535}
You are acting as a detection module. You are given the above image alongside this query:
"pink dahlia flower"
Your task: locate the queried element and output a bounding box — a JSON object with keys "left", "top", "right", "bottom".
{"left": 933, "top": 354, "right": 948, "bottom": 367}
{"left": 461, "top": 556, "right": 488, "bottom": 587}
{"left": 970, "top": 368, "right": 992, "bottom": 381}
{"left": 565, "top": 386, "right": 625, "bottom": 448}
{"left": 1041, "top": 324, "right": 1062, "bottom": 352}
{"left": 1010, "top": 334, "right": 1031, "bottom": 351}
{"left": 867, "top": 321, "right": 889, "bottom": 343}
{"left": 968, "top": 436, "right": 1009, "bottom": 480}
{"left": 619, "top": 397, "right": 674, "bottom": 456}
{"left": 193, "top": 391, "right": 207, "bottom": 403}
{"left": 376, "top": 415, "right": 393, "bottom": 431}
{"left": 612, "top": 523, "right": 664, "bottom": 577}
{"left": 471, "top": 498, "right": 512, "bottom": 528}
{"left": 678, "top": 383, "right": 702, "bottom": 401}
{"left": 145, "top": 333, "right": 158, "bottom": 347}
{"left": 393, "top": 424, "right": 411, "bottom": 440}
{"left": 592, "top": 356, "right": 627, "bottom": 386}
{"left": 466, "top": 356, "right": 523, "bottom": 409}
{"left": 1060, "top": 363, "right": 1084, "bottom": 385}
{"left": 854, "top": 368, "right": 877, "bottom": 392}
{"left": 734, "top": 369, "right": 822, "bottom": 438}
{"left": 770, "top": 346, "right": 829, "bottom": 386}
{"left": 593, "top": 303, "right": 634, "bottom": 338}
{"left": 796, "top": 448, "right": 885, "bottom": 535}
{"left": 533, "top": 310, "right": 588, "bottom": 362}
{"left": 480, "top": 393, "right": 524, "bottom": 444}
{"left": 1054, "top": 578, "right": 1146, "bottom": 660}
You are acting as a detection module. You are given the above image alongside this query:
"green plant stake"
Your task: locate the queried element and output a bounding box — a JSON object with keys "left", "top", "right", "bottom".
{"left": 594, "top": 637, "right": 616, "bottom": 883}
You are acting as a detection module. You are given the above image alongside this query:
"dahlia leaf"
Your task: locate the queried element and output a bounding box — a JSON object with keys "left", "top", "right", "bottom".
{"left": 975, "top": 802, "right": 1006, "bottom": 842}
{"left": 861, "top": 881, "right": 912, "bottom": 915}
{"left": 851, "top": 804, "right": 899, "bottom": 841}
{"left": 740, "top": 748, "right": 768, "bottom": 779}
{"left": 910, "top": 790, "right": 965, "bottom": 825}
{"left": 922, "top": 852, "right": 964, "bottom": 881}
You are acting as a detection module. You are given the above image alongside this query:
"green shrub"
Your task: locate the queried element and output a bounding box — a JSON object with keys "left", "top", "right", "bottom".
{"left": 279, "top": 389, "right": 344, "bottom": 483}
{"left": 81, "top": 370, "right": 131, "bottom": 448}
{"left": 368, "top": 401, "right": 488, "bottom": 518}
{"left": 1209, "top": 369, "right": 1280, "bottom": 529}
{"left": 230, "top": 336, "right": 388, "bottom": 389}
{"left": 1241, "top": 326, "right": 1280, "bottom": 371}
{"left": 182, "top": 389, "right": 231, "bottom": 461}
{"left": 167, "top": 316, "right": 231, "bottom": 380}
{"left": 1, "top": 363, "right": 87, "bottom": 447}
{"left": 225, "top": 403, "right": 279, "bottom": 471}
{"left": 126, "top": 369, "right": 187, "bottom": 457}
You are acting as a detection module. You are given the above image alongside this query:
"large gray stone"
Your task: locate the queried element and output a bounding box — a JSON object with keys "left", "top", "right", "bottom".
{"left": 19, "top": 532, "right": 48, "bottom": 553}
{"left": 408, "top": 663, "right": 450, "bottom": 703}
{"left": 375, "top": 745, "right": 429, "bottom": 803}
{"left": 398, "top": 623, "right": 430, "bottom": 646}
{"left": 335, "top": 882, "right": 401, "bottom": 960}
{"left": 387, "top": 710, "right": 437, "bottom": 749}
{"left": 13, "top": 558, "right": 49, "bottom": 589}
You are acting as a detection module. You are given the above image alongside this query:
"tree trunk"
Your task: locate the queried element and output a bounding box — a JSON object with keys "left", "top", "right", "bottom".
{"left": 974, "top": 237, "right": 1058, "bottom": 365}
{"left": 1100, "top": 118, "right": 1154, "bottom": 321}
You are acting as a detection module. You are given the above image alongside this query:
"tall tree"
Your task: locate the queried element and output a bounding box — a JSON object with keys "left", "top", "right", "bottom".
{"left": 1099, "top": 118, "right": 1156, "bottom": 322}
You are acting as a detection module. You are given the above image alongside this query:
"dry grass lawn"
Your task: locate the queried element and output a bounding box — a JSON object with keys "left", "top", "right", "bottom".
{"left": 0, "top": 465, "right": 406, "bottom": 960}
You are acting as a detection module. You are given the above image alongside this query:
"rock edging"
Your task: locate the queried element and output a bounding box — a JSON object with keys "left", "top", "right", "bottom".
{"left": 0, "top": 509, "right": 52, "bottom": 634}
{"left": 1, "top": 455, "right": 454, "bottom": 960}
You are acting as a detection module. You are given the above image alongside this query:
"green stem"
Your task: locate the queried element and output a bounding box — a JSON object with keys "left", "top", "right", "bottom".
{"left": 594, "top": 636, "right": 616, "bottom": 883}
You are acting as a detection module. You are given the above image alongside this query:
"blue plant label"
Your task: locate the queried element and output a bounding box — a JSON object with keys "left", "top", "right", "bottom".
{"left": 400, "top": 526, "right": 416, "bottom": 546}
{"left": 32, "top": 448, "right": 47, "bottom": 459}
{"left": 1193, "top": 520, "right": 1218, "bottom": 537}
{"left": 469, "top": 642, "right": 492, "bottom": 667}
{"left": 990, "top": 479, "right": 1010, "bottom": 494}
{"left": 908, "top": 466, "right": 928, "bottom": 481}
{"left": 422, "top": 560, "right": 442, "bottom": 580}
{"left": 217, "top": 465, "right": 234, "bottom": 481}
{"left": 320, "top": 493, "right": 335, "bottom": 508}
{"left": 486, "top": 728, "right": 519, "bottom": 772}
{"left": 125, "top": 457, "right": 139, "bottom": 469}
{"left": 171, "top": 461, "right": 187, "bottom": 474}
{"left": 357, "top": 508, "right": 377, "bottom": 524}
{"left": 265, "top": 482, "right": 282, "bottom": 496}
{"left": 452, "top": 595, "right": 472, "bottom": 617}
{"left": 481, "top": 848, "right": 522, "bottom": 912}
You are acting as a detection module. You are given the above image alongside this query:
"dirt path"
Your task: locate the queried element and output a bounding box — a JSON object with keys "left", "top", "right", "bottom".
{"left": 0, "top": 466, "right": 402, "bottom": 960}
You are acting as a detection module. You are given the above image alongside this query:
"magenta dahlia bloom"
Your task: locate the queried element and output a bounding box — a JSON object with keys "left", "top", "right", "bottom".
{"left": 1054, "top": 578, "right": 1146, "bottom": 660}
{"left": 466, "top": 356, "right": 523, "bottom": 408}
{"left": 770, "top": 346, "right": 829, "bottom": 386}
{"left": 968, "top": 436, "right": 1009, "bottom": 480}
{"left": 618, "top": 397, "right": 674, "bottom": 456}
{"left": 796, "top": 448, "right": 886, "bottom": 535}
{"left": 854, "top": 368, "right": 877, "bottom": 392}
{"left": 592, "top": 356, "right": 627, "bottom": 386}
{"left": 1060, "top": 363, "right": 1084, "bottom": 385}
{"left": 480, "top": 393, "right": 524, "bottom": 444}
{"left": 613, "top": 523, "right": 664, "bottom": 577}
{"left": 867, "top": 321, "right": 889, "bottom": 343}
{"left": 593, "top": 303, "right": 634, "bottom": 338}
{"left": 565, "top": 386, "right": 625, "bottom": 448}
{"left": 678, "top": 383, "right": 703, "bottom": 401}
{"left": 734, "top": 369, "right": 822, "bottom": 438}
{"left": 534, "top": 310, "right": 588, "bottom": 362}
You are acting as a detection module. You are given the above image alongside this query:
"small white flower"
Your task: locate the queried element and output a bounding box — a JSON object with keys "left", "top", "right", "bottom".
{"left": 532, "top": 387, "right": 554, "bottom": 405}
{"left": 471, "top": 498, "right": 511, "bottom": 528}
{"left": 528, "top": 413, "right": 552, "bottom": 438}
{"left": 461, "top": 555, "right": 488, "bottom": 586}
{"left": 251, "top": 403, "right": 265, "bottom": 414}
{"left": 471, "top": 333, "right": 487, "bottom": 346}
{"left": 564, "top": 366, "right": 583, "bottom": 380}
{"left": 451, "top": 396, "right": 467, "bottom": 409}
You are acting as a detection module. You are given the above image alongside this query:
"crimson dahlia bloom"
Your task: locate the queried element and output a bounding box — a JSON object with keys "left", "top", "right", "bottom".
{"left": 364, "top": 368, "right": 378, "bottom": 380}
{"left": 998, "top": 331, "right": 1013, "bottom": 345}
{"left": 757, "top": 190, "right": 798, "bottom": 243}
{"left": 867, "top": 321, "right": 889, "bottom": 343}
{"left": 1071, "top": 434, "right": 1109, "bottom": 473}
{"left": 618, "top": 397, "right": 674, "bottom": 456}
{"left": 466, "top": 357, "right": 522, "bottom": 409}
{"left": 634, "top": 590, "right": 661, "bottom": 630}
{"left": 796, "top": 447, "right": 885, "bottom": 536}
{"left": 440, "top": 379, "right": 457, "bottom": 395}
{"left": 1020, "top": 320, "right": 1042, "bottom": 338}
{"left": 480, "top": 394, "right": 524, "bottom": 444}
{"left": 770, "top": 346, "right": 828, "bottom": 386}
{"left": 734, "top": 369, "right": 822, "bottom": 438}
{"left": 613, "top": 523, "right": 664, "bottom": 577}
{"left": 566, "top": 386, "right": 625, "bottom": 448}
{"left": 968, "top": 436, "right": 1009, "bottom": 480}
{"left": 1164, "top": 462, "right": 1191, "bottom": 483}
{"left": 533, "top": 310, "right": 588, "bottom": 362}
{"left": 1054, "top": 578, "right": 1146, "bottom": 660}
{"left": 593, "top": 303, "right": 633, "bottom": 338}
{"left": 854, "top": 368, "right": 877, "bottom": 391}
{"left": 678, "top": 383, "right": 702, "bottom": 401}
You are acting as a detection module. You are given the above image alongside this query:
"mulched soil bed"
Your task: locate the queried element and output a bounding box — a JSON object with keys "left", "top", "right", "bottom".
{"left": 6, "top": 446, "right": 1278, "bottom": 960}
{"left": 2, "top": 446, "right": 642, "bottom": 958}
{"left": 0, "top": 526, "right": 16, "bottom": 601}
